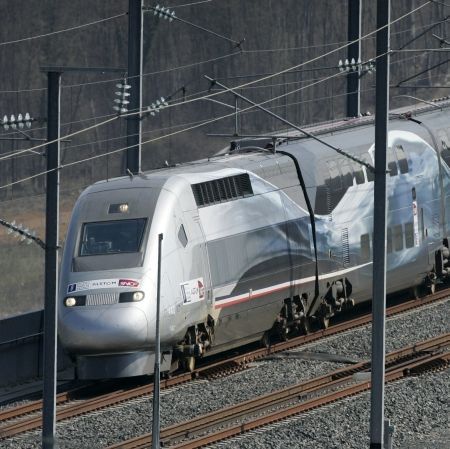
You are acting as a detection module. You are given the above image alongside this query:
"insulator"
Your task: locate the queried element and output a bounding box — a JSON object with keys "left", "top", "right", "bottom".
{"left": 20, "top": 229, "right": 29, "bottom": 242}
{"left": 116, "top": 83, "right": 131, "bottom": 90}
{"left": 24, "top": 112, "right": 32, "bottom": 128}
{"left": 2, "top": 115, "right": 9, "bottom": 130}
{"left": 18, "top": 114, "right": 24, "bottom": 129}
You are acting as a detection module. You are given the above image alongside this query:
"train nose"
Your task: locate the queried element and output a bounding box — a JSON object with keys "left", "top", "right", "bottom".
{"left": 59, "top": 306, "right": 149, "bottom": 353}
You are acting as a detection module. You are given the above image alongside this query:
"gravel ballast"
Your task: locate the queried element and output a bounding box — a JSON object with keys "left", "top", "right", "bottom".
{"left": 213, "top": 369, "right": 450, "bottom": 449}
{"left": 2, "top": 298, "right": 449, "bottom": 449}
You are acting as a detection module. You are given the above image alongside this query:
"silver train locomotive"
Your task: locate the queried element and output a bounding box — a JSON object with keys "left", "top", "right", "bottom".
{"left": 58, "top": 100, "right": 450, "bottom": 378}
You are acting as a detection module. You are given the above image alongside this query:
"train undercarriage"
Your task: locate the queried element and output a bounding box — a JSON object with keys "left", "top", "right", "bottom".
{"left": 174, "top": 238, "right": 449, "bottom": 373}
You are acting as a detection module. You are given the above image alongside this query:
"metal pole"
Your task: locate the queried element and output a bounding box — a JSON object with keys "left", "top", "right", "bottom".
{"left": 370, "top": 1, "right": 390, "bottom": 448}
{"left": 42, "top": 70, "right": 61, "bottom": 449}
{"left": 152, "top": 233, "right": 163, "bottom": 449}
{"left": 126, "top": 0, "right": 143, "bottom": 174}
{"left": 234, "top": 95, "right": 239, "bottom": 136}
{"left": 347, "top": 0, "right": 362, "bottom": 117}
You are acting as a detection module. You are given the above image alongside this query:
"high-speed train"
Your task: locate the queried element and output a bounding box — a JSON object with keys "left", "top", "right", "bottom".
{"left": 58, "top": 99, "right": 450, "bottom": 378}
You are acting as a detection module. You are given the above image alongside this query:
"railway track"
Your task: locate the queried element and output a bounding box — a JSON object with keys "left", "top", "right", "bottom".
{"left": 107, "top": 333, "right": 450, "bottom": 449}
{"left": 0, "top": 288, "right": 448, "bottom": 441}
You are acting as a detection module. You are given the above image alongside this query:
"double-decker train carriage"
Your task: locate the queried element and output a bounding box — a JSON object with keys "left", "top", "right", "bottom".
{"left": 58, "top": 99, "right": 450, "bottom": 378}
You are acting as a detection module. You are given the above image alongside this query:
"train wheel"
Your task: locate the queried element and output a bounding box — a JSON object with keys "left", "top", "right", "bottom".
{"left": 299, "top": 317, "right": 311, "bottom": 335}
{"left": 428, "top": 282, "right": 436, "bottom": 294}
{"left": 319, "top": 316, "right": 330, "bottom": 330}
{"left": 261, "top": 331, "right": 271, "bottom": 348}
{"left": 410, "top": 286, "right": 420, "bottom": 299}
{"left": 184, "top": 356, "right": 196, "bottom": 372}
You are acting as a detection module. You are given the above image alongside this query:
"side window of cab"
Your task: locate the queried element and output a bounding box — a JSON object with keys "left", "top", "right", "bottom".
{"left": 178, "top": 224, "right": 188, "bottom": 248}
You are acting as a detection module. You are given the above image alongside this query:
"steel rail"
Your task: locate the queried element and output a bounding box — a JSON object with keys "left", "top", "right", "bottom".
{"left": 172, "top": 352, "right": 450, "bottom": 449}
{"left": 108, "top": 334, "right": 449, "bottom": 449}
{"left": 0, "top": 289, "right": 448, "bottom": 440}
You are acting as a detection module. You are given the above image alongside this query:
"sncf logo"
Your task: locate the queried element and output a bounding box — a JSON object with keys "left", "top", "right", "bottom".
{"left": 119, "top": 279, "right": 139, "bottom": 287}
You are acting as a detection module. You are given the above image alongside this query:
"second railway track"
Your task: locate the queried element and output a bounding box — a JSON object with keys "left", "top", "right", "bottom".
{"left": 0, "top": 288, "right": 448, "bottom": 442}
{"left": 107, "top": 333, "right": 450, "bottom": 449}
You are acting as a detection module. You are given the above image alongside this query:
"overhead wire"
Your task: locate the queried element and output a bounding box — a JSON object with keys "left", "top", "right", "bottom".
{"left": 168, "top": 0, "right": 214, "bottom": 8}
{"left": 5, "top": 83, "right": 383, "bottom": 163}
{"left": 0, "top": 43, "right": 436, "bottom": 146}
{"left": 1, "top": 42, "right": 443, "bottom": 191}
{"left": 0, "top": 50, "right": 390, "bottom": 190}
{"left": 0, "top": 11, "right": 443, "bottom": 95}
{"left": 0, "top": 1, "right": 434, "bottom": 168}
{"left": 0, "top": 13, "right": 127, "bottom": 47}
{"left": 0, "top": 38, "right": 444, "bottom": 151}
{"left": 430, "top": 0, "right": 450, "bottom": 6}
{"left": 144, "top": 5, "right": 243, "bottom": 48}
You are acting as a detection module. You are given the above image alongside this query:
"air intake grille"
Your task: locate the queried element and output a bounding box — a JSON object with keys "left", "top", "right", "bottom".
{"left": 191, "top": 173, "right": 253, "bottom": 207}
{"left": 86, "top": 292, "right": 120, "bottom": 306}
{"left": 341, "top": 228, "right": 350, "bottom": 266}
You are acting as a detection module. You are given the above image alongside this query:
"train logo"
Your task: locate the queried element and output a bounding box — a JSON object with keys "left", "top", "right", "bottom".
{"left": 181, "top": 278, "right": 205, "bottom": 304}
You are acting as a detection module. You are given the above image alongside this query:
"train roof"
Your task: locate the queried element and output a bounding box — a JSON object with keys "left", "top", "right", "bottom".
{"left": 86, "top": 96, "right": 450, "bottom": 193}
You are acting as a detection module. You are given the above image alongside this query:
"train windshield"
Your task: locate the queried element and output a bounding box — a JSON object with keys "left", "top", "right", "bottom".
{"left": 79, "top": 218, "right": 147, "bottom": 256}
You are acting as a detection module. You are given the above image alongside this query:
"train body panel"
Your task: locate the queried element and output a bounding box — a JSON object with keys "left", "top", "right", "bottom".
{"left": 58, "top": 101, "right": 450, "bottom": 378}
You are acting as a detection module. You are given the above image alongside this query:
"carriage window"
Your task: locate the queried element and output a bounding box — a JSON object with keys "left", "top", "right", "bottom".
{"left": 395, "top": 145, "right": 409, "bottom": 174}
{"left": 327, "top": 159, "right": 345, "bottom": 209}
{"left": 327, "top": 160, "right": 342, "bottom": 191}
{"left": 178, "top": 224, "right": 188, "bottom": 248}
{"left": 439, "top": 129, "right": 450, "bottom": 167}
{"left": 387, "top": 148, "right": 398, "bottom": 177}
{"left": 393, "top": 224, "right": 403, "bottom": 251}
{"left": 79, "top": 218, "right": 147, "bottom": 256}
{"left": 315, "top": 185, "right": 330, "bottom": 215}
{"left": 360, "top": 234, "right": 371, "bottom": 262}
{"left": 404, "top": 222, "right": 414, "bottom": 248}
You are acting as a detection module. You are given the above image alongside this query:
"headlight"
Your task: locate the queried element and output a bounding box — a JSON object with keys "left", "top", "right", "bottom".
{"left": 133, "top": 291, "right": 145, "bottom": 301}
{"left": 65, "top": 297, "right": 77, "bottom": 307}
{"left": 119, "top": 291, "right": 145, "bottom": 302}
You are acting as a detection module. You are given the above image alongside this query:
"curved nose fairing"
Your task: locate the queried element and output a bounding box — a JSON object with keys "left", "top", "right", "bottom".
{"left": 60, "top": 306, "right": 149, "bottom": 353}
